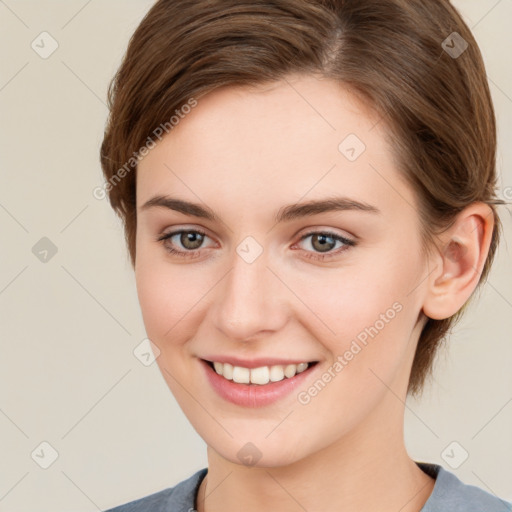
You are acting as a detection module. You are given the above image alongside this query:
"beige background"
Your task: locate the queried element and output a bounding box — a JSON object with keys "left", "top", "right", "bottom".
{"left": 1, "top": 1, "right": 511, "bottom": 510}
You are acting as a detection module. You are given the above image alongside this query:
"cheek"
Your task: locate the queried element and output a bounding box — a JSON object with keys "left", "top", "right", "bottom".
{"left": 134, "top": 258, "right": 212, "bottom": 346}
{"left": 291, "top": 249, "right": 420, "bottom": 371}
{"left": 290, "top": 274, "right": 415, "bottom": 431}
{"left": 303, "top": 282, "right": 408, "bottom": 375}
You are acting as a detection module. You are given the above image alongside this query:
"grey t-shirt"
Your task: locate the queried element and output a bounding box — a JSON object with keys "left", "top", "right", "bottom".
{"left": 104, "top": 461, "right": 512, "bottom": 512}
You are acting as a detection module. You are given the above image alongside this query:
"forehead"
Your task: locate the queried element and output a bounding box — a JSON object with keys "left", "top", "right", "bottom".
{"left": 136, "top": 74, "right": 414, "bottom": 220}
{"left": 151, "top": 74, "right": 382, "bottom": 157}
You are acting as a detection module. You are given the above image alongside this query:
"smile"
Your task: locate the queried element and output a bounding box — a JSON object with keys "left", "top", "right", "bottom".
{"left": 210, "top": 360, "right": 311, "bottom": 385}
{"left": 201, "top": 358, "right": 319, "bottom": 408}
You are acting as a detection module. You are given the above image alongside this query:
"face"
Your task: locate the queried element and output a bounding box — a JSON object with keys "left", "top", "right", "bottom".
{"left": 135, "top": 74, "right": 430, "bottom": 467}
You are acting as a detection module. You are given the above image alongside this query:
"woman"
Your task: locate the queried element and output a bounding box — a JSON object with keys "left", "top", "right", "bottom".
{"left": 99, "top": 0, "right": 511, "bottom": 510}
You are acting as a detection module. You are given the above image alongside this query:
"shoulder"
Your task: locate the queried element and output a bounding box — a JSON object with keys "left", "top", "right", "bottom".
{"left": 418, "top": 462, "right": 512, "bottom": 512}
{"left": 103, "top": 467, "right": 208, "bottom": 512}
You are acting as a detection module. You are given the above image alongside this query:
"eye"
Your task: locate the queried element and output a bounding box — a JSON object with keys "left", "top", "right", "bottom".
{"left": 156, "top": 228, "right": 356, "bottom": 261}
{"left": 156, "top": 228, "right": 214, "bottom": 259}
{"left": 293, "top": 230, "right": 356, "bottom": 261}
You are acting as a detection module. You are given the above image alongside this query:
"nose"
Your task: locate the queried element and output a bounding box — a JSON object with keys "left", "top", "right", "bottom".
{"left": 211, "top": 246, "right": 289, "bottom": 342}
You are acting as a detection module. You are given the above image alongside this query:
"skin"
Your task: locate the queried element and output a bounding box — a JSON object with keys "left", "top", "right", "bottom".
{"left": 134, "top": 73, "right": 494, "bottom": 512}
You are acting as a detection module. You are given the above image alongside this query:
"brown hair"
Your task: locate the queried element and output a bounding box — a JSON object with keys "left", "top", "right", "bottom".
{"left": 100, "top": 0, "right": 506, "bottom": 397}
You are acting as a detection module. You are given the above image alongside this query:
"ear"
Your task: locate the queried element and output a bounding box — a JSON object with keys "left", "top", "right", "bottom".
{"left": 421, "top": 202, "right": 495, "bottom": 321}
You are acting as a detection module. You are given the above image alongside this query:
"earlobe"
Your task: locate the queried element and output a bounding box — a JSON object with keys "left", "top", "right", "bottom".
{"left": 421, "top": 203, "right": 494, "bottom": 321}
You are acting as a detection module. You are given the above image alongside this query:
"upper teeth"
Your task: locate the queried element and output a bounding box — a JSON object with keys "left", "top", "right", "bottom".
{"left": 212, "top": 361, "right": 310, "bottom": 385}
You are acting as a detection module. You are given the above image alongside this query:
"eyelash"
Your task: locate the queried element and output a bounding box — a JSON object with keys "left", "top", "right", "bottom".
{"left": 156, "top": 229, "right": 356, "bottom": 261}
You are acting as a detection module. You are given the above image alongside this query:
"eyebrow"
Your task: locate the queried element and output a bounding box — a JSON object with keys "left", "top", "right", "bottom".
{"left": 139, "top": 194, "right": 381, "bottom": 223}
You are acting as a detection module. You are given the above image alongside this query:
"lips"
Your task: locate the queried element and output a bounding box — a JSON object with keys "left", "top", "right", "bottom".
{"left": 200, "top": 358, "right": 319, "bottom": 408}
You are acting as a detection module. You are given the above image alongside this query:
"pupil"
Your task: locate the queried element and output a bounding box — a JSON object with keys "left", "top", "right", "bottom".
{"left": 182, "top": 231, "right": 203, "bottom": 249}
{"left": 313, "top": 234, "right": 334, "bottom": 253}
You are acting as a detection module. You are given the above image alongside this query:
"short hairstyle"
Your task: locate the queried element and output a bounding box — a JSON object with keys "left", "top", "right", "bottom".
{"left": 100, "top": 0, "right": 506, "bottom": 397}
